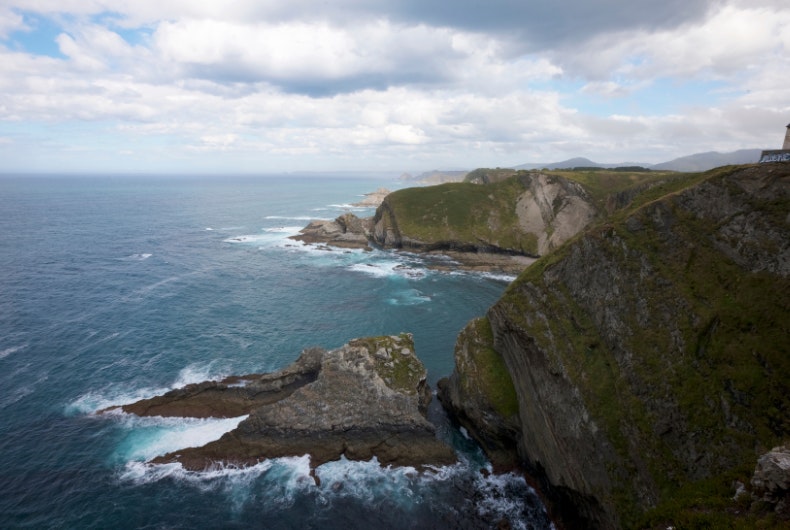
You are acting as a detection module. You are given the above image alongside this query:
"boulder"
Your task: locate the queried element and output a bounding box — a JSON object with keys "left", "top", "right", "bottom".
{"left": 751, "top": 445, "right": 790, "bottom": 518}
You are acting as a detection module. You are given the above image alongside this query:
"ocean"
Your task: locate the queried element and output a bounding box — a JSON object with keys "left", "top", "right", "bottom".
{"left": 0, "top": 174, "right": 552, "bottom": 529}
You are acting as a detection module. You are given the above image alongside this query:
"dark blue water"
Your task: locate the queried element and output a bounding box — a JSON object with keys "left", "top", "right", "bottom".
{"left": 0, "top": 175, "right": 551, "bottom": 529}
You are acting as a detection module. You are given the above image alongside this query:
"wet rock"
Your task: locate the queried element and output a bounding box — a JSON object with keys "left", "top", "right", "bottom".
{"left": 109, "top": 334, "right": 455, "bottom": 472}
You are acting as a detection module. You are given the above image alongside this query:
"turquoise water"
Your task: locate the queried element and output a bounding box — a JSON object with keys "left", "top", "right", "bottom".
{"left": 0, "top": 175, "right": 551, "bottom": 529}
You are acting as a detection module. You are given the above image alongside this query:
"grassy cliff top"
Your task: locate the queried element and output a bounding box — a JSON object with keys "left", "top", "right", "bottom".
{"left": 499, "top": 163, "right": 790, "bottom": 527}
{"left": 382, "top": 168, "right": 683, "bottom": 255}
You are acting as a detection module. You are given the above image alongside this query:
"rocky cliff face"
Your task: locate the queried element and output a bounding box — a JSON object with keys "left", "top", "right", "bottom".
{"left": 371, "top": 173, "right": 596, "bottom": 257}
{"left": 440, "top": 163, "right": 790, "bottom": 528}
{"left": 291, "top": 172, "right": 598, "bottom": 274}
{"left": 106, "top": 334, "right": 456, "bottom": 473}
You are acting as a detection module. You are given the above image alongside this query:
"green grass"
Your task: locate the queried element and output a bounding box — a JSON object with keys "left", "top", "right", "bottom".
{"left": 385, "top": 177, "right": 536, "bottom": 253}
{"left": 494, "top": 164, "right": 789, "bottom": 526}
{"left": 384, "top": 168, "right": 700, "bottom": 257}
{"left": 349, "top": 334, "right": 426, "bottom": 395}
{"left": 461, "top": 317, "right": 520, "bottom": 418}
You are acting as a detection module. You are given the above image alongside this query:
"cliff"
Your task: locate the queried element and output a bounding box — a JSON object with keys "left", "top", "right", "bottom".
{"left": 371, "top": 172, "right": 596, "bottom": 257}
{"left": 439, "top": 163, "right": 790, "bottom": 528}
{"left": 105, "top": 334, "right": 456, "bottom": 473}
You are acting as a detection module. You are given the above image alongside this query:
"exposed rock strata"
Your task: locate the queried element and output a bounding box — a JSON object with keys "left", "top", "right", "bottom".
{"left": 290, "top": 212, "right": 373, "bottom": 249}
{"left": 291, "top": 172, "right": 597, "bottom": 274}
{"left": 439, "top": 163, "right": 790, "bottom": 528}
{"left": 107, "top": 334, "right": 456, "bottom": 472}
{"left": 514, "top": 173, "right": 596, "bottom": 255}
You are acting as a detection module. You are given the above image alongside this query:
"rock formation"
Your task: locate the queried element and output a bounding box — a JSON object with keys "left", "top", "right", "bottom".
{"left": 439, "top": 163, "right": 790, "bottom": 528}
{"left": 751, "top": 446, "right": 790, "bottom": 518}
{"left": 291, "top": 171, "right": 600, "bottom": 274}
{"left": 290, "top": 212, "right": 373, "bottom": 249}
{"left": 106, "top": 334, "right": 456, "bottom": 472}
{"left": 352, "top": 187, "right": 391, "bottom": 207}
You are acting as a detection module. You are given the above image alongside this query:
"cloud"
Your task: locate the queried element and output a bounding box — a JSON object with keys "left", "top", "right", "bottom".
{"left": 0, "top": 0, "right": 788, "bottom": 173}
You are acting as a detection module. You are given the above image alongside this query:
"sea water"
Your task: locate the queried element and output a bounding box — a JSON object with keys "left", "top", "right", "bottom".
{"left": 0, "top": 174, "right": 552, "bottom": 529}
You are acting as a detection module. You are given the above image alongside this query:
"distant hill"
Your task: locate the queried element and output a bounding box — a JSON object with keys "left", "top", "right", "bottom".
{"left": 650, "top": 148, "right": 762, "bottom": 171}
{"left": 514, "top": 149, "right": 763, "bottom": 172}
{"left": 403, "top": 170, "right": 468, "bottom": 185}
{"left": 514, "top": 157, "right": 649, "bottom": 170}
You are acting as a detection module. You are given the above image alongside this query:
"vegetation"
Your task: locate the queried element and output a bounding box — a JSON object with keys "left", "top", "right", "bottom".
{"left": 460, "top": 317, "right": 519, "bottom": 418}
{"left": 496, "top": 164, "right": 789, "bottom": 527}
{"left": 350, "top": 334, "right": 426, "bottom": 395}
{"left": 384, "top": 176, "right": 539, "bottom": 254}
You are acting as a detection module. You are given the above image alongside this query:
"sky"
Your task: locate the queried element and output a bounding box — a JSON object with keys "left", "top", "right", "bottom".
{"left": 0, "top": 0, "right": 788, "bottom": 174}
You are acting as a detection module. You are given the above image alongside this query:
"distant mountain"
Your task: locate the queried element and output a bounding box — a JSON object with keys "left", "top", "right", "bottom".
{"left": 650, "top": 149, "right": 762, "bottom": 172}
{"left": 514, "top": 157, "right": 649, "bottom": 170}
{"left": 405, "top": 170, "right": 469, "bottom": 184}
{"left": 513, "top": 149, "right": 763, "bottom": 173}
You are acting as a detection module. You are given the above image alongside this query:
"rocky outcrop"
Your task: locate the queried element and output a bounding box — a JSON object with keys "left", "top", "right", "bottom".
{"left": 514, "top": 173, "right": 596, "bottom": 255}
{"left": 370, "top": 173, "right": 597, "bottom": 258}
{"left": 290, "top": 213, "right": 373, "bottom": 249}
{"left": 440, "top": 163, "right": 790, "bottom": 528}
{"left": 751, "top": 446, "right": 790, "bottom": 519}
{"left": 436, "top": 317, "right": 521, "bottom": 470}
{"left": 291, "top": 172, "right": 597, "bottom": 273}
{"left": 352, "top": 187, "right": 391, "bottom": 207}
{"left": 107, "top": 334, "right": 456, "bottom": 472}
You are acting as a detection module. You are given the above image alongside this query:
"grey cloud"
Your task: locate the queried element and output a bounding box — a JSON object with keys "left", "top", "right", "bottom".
{"left": 259, "top": 0, "right": 715, "bottom": 52}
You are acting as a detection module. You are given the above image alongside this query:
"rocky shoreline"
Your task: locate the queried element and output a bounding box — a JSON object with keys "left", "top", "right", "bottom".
{"left": 103, "top": 334, "right": 456, "bottom": 473}
{"left": 290, "top": 212, "right": 536, "bottom": 274}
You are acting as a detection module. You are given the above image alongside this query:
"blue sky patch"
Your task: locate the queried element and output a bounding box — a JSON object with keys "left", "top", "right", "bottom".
{"left": 4, "top": 12, "right": 66, "bottom": 58}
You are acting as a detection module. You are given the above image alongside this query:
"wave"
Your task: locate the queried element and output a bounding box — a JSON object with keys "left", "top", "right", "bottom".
{"left": 0, "top": 343, "right": 27, "bottom": 360}
{"left": 347, "top": 261, "right": 427, "bottom": 280}
{"left": 224, "top": 226, "right": 303, "bottom": 246}
{"left": 114, "top": 447, "right": 549, "bottom": 527}
{"left": 386, "top": 289, "right": 432, "bottom": 306}
{"left": 111, "top": 413, "right": 249, "bottom": 462}
{"left": 120, "top": 253, "right": 153, "bottom": 261}
{"left": 65, "top": 361, "right": 231, "bottom": 416}
{"left": 265, "top": 215, "right": 319, "bottom": 221}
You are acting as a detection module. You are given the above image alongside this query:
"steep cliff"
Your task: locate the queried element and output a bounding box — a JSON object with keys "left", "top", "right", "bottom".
{"left": 371, "top": 172, "right": 597, "bottom": 257}
{"left": 440, "top": 163, "right": 790, "bottom": 528}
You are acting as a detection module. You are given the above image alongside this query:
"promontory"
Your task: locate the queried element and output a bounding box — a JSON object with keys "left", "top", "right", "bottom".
{"left": 439, "top": 162, "right": 790, "bottom": 528}
{"left": 103, "top": 334, "right": 456, "bottom": 473}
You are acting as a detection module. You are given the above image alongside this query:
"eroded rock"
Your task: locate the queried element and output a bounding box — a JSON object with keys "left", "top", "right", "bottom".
{"left": 107, "top": 334, "right": 456, "bottom": 472}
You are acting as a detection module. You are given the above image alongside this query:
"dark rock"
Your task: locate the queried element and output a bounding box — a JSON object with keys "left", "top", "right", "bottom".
{"left": 109, "top": 334, "right": 456, "bottom": 472}
{"left": 439, "top": 163, "right": 790, "bottom": 528}
{"left": 289, "top": 214, "right": 372, "bottom": 250}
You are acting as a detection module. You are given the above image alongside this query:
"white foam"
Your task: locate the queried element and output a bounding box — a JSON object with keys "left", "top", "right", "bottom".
{"left": 119, "top": 457, "right": 273, "bottom": 486}
{"left": 224, "top": 226, "right": 302, "bottom": 246}
{"left": 0, "top": 343, "right": 27, "bottom": 360}
{"left": 473, "top": 471, "right": 545, "bottom": 530}
{"left": 113, "top": 414, "right": 249, "bottom": 462}
{"left": 263, "top": 226, "right": 304, "bottom": 234}
{"left": 347, "top": 261, "right": 427, "bottom": 280}
{"left": 121, "top": 253, "right": 153, "bottom": 261}
{"left": 386, "top": 289, "right": 431, "bottom": 306}
{"left": 479, "top": 272, "right": 518, "bottom": 283}
{"left": 173, "top": 361, "right": 230, "bottom": 387}
{"left": 65, "top": 385, "right": 169, "bottom": 416}
{"left": 265, "top": 215, "right": 317, "bottom": 221}
{"left": 313, "top": 456, "right": 420, "bottom": 504}
{"left": 66, "top": 362, "right": 229, "bottom": 416}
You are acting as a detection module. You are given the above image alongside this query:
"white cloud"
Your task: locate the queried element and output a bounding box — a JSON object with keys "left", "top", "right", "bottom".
{"left": 0, "top": 0, "right": 788, "bottom": 172}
